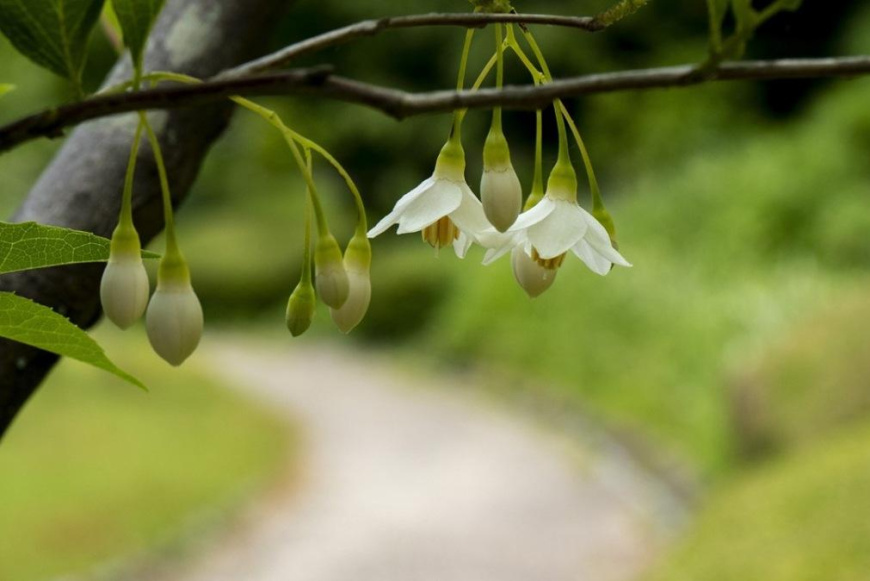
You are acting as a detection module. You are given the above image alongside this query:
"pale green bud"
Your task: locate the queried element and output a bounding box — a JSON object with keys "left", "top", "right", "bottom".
{"left": 146, "top": 258, "right": 203, "bottom": 366}
{"left": 315, "top": 234, "right": 350, "bottom": 309}
{"left": 330, "top": 235, "right": 372, "bottom": 334}
{"left": 101, "top": 224, "right": 150, "bottom": 329}
{"left": 481, "top": 129, "right": 522, "bottom": 232}
{"left": 286, "top": 281, "right": 316, "bottom": 337}
{"left": 512, "top": 248, "right": 557, "bottom": 298}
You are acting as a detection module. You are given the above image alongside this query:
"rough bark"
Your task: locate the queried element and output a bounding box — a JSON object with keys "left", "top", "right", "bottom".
{"left": 0, "top": 0, "right": 289, "bottom": 438}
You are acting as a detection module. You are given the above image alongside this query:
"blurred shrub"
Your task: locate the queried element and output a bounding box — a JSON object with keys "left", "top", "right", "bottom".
{"left": 729, "top": 289, "right": 870, "bottom": 459}
{"left": 646, "top": 420, "right": 870, "bottom": 581}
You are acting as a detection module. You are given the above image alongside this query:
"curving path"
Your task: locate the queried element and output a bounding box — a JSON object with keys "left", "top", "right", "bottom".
{"left": 147, "top": 339, "right": 680, "bottom": 581}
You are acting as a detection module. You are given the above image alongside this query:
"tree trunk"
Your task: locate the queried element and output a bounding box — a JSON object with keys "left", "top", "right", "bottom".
{"left": 0, "top": 0, "right": 291, "bottom": 438}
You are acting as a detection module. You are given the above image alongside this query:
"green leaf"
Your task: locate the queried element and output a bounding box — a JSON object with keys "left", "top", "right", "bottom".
{"left": 0, "top": 221, "right": 159, "bottom": 275}
{"left": 0, "top": 291, "right": 145, "bottom": 390}
{"left": 110, "top": 0, "right": 164, "bottom": 71}
{"left": 0, "top": 84, "right": 14, "bottom": 99}
{"left": 0, "top": 0, "right": 106, "bottom": 87}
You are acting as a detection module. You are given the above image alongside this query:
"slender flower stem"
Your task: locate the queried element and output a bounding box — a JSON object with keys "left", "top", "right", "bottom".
{"left": 139, "top": 111, "right": 181, "bottom": 258}
{"left": 522, "top": 29, "right": 570, "bottom": 164}
{"left": 144, "top": 71, "right": 334, "bottom": 236}
{"left": 288, "top": 130, "right": 367, "bottom": 234}
{"left": 559, "top": 102, "right": 605, "bottom": 210}
{"left": 119, "top": 118, "right": 145, "bottom": 228}
{"left": 451, "top": 28, "right": 476, "bottom": 142}
{"left": 456, "top": 51, "right": 499, "bottom": 125}
{"left": 492, "top": 23, "right": 505, "bottom": 132}
{"left": 301, "top": 154, "right": 314, "bottom": 285}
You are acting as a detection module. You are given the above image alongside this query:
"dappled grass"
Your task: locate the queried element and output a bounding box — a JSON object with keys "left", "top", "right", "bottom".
{"left": 0, "top": 329, "right": 291, "bottom": 581}
{"left": 646, "top": 420, "right": 870, "bottom": 581}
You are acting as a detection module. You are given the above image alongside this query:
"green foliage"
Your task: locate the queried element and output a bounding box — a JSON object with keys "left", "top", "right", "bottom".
{"left": 0, "top": 0, "right": 106, "bottom": 93}
{"left": 110, "top": 0, "right": 164, "bottom": 72}
{"left": 647, "top": 421, "right": 870, "bottom": 581}
{"left": 731, "top": 292, "right": 870, "bottom": 458}
{"left": 0, "top": 330, "right": 291, "bottom": 581}
{"left": 0, "top": 292, "right": 144, "bottom": 390}
{"left": 0, "top": 83, "right": 14, "bottom": 98}
{"left": 0, "top": 221, "right": 157, "bottom": 274}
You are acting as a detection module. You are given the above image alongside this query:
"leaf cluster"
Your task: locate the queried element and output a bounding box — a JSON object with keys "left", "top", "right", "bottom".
{"left": 0, "top": 0, "right": 165, "bottom": 95}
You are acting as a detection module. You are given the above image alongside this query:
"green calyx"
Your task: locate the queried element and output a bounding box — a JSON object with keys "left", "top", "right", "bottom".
{"left": 593, "top": 207, "right": 619, "bottom": 248}
{"left": 286, "top": 281, "right": 316, "bottom": 337}
{"left": 483, "top": 127, "right": 512, "bottom": 170}
{"left": 344, "top": 233, "right": 372, "bottom": 272}
{"left": 469, "top": 0, "right": 513, "bottom": 13}
{"left": 434, "top": 139, "right": 467, "bottom": 180}
{"left": 156, "top": 247, "right": 191, "bottom": 288}
{"left": 546, "top": 160, "right": 578, "bottom": 202}
{"left": 315, "top": 233, "right": 344, "bottom": 268}
{"left": 109, "top": 222, "right": 143, "bottom": 258}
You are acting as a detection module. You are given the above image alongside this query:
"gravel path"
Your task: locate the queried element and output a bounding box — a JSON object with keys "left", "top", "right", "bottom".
{"left": 148, "top": 341, "right": 678, "bottom": 581}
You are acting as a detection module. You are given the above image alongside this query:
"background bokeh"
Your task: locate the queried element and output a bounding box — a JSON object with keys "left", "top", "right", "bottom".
{"left": 2, "top": 0, "right": 870, "bottom": 579}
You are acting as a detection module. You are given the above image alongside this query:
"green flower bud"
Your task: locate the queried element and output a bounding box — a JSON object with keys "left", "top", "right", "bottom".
{"left": 481, "top": 129, "right": 522, "bottom": 232}
{"left": 146, "top": 256, "right": 203, "bottom": 366}
{"left": 330, "top": 235, "right": 372, "bottom": 334}
{"left": 512, "top": 247, "right": 557, "bottom": 298}
{"left": 101, "top": 223, "right": 150, "bottom": 329}
{"left": 315, "top": 234, "right": 350, "bottom": 309}
{"left": 286, "top": 281, "right": 316, "bottom": 337}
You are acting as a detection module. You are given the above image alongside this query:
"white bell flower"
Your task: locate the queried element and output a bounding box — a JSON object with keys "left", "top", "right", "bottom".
{"left": 482, "top": 164, "right": 631, "bottom": 280}
{"left": 368, "top": 140, "right": 489, "bottom": 258}
{"left": 146, "top": 257, "right": 203, "bottom": 367}
{"left": 100, "top": 224, "right": 150, "bottom": 329}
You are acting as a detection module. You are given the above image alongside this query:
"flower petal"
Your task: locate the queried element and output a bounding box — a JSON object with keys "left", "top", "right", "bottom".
{"left": 453, "top": 231, "right": 474, "bottom": 258}
{"left": 581, "top": 211, "right": 632, "bottom": 267}
{"left": 480, "top": 230, "right": 519, "bottom": 265}
{"left": 572, "top": 239, "right": 612, "bottom": 276}
{"left": 508, "top": 196, "right": 556, "bottom": 232}
{"left": 450, "top": 184, "right": 491, "bottom": 239}
{"left": 395, "top": 179, "right": 463, "bottom": 234}
{"left": 368, "top": 177, "right": 436, "bottom": 237}
{"left": 527, "top": 200, "right": 588, "bottom": 259}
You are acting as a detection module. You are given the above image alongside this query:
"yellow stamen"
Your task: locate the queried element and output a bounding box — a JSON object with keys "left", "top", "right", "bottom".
{"left": 531, "top": 247, "right": 566, "bottom": 270}
{"left": 422, "top": 216, "right": 460, "bottom": 249}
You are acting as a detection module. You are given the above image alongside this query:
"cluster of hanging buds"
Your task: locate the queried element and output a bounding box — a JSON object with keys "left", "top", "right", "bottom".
{"left": 368, "top": 1, "right": 631, "bottom": 297}
{"left": 101, "top": 114, "right": 203, "bottom": 366}
{"left": 101, "top": 0, "right": 631, "bottom": 355}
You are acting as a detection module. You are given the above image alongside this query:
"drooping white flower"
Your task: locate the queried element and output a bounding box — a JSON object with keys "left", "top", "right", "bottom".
{"left": 368, "top": 140, "right": 489, "bottom": 258}
{"left": 330, "top": 235, "right": 372, "bottom": 334}
{"left": 146, "top": 261, "right": 203, "bottom": 366}
{"left": 315, "top": 233, "right": 350, "bottom": 309}
{"left": 480, "top": 130, "right": 522, "bottom": 233}
{"left": 101, "top": 224, "right": 150, "bottom": 329}
{"left": 482, "top": 163, "right": 630, "bottom": 282}
{"left": 511, "top": 246, "right": 558, "bottom": 298}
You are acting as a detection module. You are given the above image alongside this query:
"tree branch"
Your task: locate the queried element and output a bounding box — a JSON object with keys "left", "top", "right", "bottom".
{"left": 3, "top": 56, "right": 870, "bottom": 154}
{"left": 227, "top": 12, "right": 604, "bottom": 76}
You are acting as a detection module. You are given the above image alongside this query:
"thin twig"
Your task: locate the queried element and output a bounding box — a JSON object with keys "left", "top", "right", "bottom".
{"left": 226, "top": 13, "right": 603, "bottom": 76}
{"left": 3, "top": 56, "right": 870, "bottom": 154}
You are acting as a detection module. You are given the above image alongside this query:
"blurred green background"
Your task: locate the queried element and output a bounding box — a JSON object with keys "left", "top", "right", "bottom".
{"left": 3, "top": 0, "right": 870, "bottom": 579}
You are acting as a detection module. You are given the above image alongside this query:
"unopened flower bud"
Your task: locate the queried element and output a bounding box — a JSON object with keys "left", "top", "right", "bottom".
{"left": 146, "top": 257, "right": 203, "bottom": 366}
{"left": 330, "top": 235, "right": 372, "bottom": 334}
{"left": 512, "top": 247, "right": 557, "bottom": 298}
{"left": 315, "top": 234, "right": 350, "bottom": 309}
{"left": 286, "top": 281, "right": 316, "bottom": 337}
{"left": 101, "top": 224, "right": 150, "bottom": 329}
{"left": 481, "top": 129, "right": 522, "bottom": 232}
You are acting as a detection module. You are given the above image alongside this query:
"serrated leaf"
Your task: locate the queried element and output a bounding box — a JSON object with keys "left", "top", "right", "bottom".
{"left": 0, "top": 84, "right": 14, "bottom": 99}
{"left": 110, "top": 0, "right": 164, "bottom": 71}
{"left": 0, "top": 221, "right": 159, "bottom": 275}
{"left": 0, "top": 291, "right": 145, "bottom": 390}
{"left": 0, "top": 0, "right": 106, "bottom": 85}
